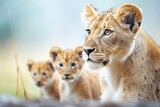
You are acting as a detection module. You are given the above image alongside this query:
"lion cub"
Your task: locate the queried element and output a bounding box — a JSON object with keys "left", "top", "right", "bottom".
{"left": 27, "top": 59, "right": 60, "bottom": 100}
{"left": 49, "top": 46, "right": 101, "bottom": 102}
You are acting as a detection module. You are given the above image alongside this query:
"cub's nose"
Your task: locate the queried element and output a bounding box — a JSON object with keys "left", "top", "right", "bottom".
{"left": 36, "top": 81, "right": 43, "bottom": 87}
{"left": 83, "top": 48, "right": 95, "bottom": 56}
{"left": 37, "top": 81, "right": 41, "bottom": 85}
{"left": 64, "top": 74, "right": 70, "bottom": 77}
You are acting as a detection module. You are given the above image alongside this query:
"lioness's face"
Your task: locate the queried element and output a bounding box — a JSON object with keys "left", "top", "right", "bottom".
{"left": 82, "top": 4, "right": 142, "bottom": 69}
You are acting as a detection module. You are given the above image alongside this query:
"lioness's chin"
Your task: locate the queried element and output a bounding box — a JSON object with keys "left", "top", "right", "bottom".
{"left": 86, "top": 60, "right": 108, "bottom": 70}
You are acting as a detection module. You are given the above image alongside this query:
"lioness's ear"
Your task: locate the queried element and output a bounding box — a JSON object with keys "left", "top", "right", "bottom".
{"left": 74, "top": 46, "right": 83, "bottom": 58}
{"left": 114, "top": 4, "right": 142, "bottom": 33}
{"left": 46, "top": 60, "right": 55, "bottom": 71}
{"left": 49, "top": 46, "right": 62, "bottom": 62}
{"left": 81, "top": 3, "right": 98, "bottom": 26}
{"left": 27, "top": 59, "right": 34, "bottom": 71}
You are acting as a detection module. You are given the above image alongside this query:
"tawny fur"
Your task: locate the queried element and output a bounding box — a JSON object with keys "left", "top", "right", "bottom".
{"left": 82, "top": 3, "right": 160, "bottom": 103}
{"left": 49, "top": 46, "right": 101, "bottom": 102}
{"left": 27, "top": 60, "right": 60, "bottom": 100}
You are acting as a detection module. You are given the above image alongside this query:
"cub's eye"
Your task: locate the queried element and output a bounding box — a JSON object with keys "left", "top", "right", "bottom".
{"left": 103, "top": 29, "right": 113, "bottom": 37}
{"left": 71, "top": 63, "right": 76, "bottom": 67}
{"left": 33, "top": 72, "right": 37, "bottom": 76}
{"left": 86, "top": 29, "right": 91, "bottom": 35}
{"left": 59, "top": 63, "right": 63, "bottom": 67}
{"left": 42, "top": 72, "right": 46, "bottom": 76}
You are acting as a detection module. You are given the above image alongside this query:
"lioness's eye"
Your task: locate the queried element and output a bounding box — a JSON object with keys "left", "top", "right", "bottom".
{"left": 103, "top": 29, "right": 113, "bottom": 37}
{"left": 59, "top": 63, "right": 63, "bottom": 67}
{"left": 71, "top": 63, "right": 76, "bottom": 67}
{"left": 86, "top": 29, "right": 91, "bottom": 35}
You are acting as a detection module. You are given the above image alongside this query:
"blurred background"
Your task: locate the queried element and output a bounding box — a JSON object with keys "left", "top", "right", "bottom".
{"left": 0, "top": 0, "right": 160, "bottom": 99}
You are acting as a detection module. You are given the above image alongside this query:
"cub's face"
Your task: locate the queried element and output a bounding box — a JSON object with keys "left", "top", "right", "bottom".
{"left": 81, "top": 4, "right": 142, "bottom": 69}
{"left": 49, "top": 46, "right": 83, "bottom": 82}
{"left": 27, "top": 60, "right": 54, "bottom": 87}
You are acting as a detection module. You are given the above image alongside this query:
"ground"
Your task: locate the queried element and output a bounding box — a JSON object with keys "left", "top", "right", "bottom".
{"left": 0, "top": 94, "right": 160, "bottom": 107}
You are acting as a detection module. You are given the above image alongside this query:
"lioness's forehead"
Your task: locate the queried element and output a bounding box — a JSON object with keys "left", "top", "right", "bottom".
{"left": 88, "top": 8, "right": 116, "bottom": 31}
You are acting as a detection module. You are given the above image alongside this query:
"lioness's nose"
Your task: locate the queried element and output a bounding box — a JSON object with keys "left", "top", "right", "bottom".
{"left": 83, "top": 48, "right": 95, "bottom": 56}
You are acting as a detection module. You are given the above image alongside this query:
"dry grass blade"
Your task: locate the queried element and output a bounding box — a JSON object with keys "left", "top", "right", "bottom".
{"left": 8, "top": 9, "right": 28, "bottom": 99}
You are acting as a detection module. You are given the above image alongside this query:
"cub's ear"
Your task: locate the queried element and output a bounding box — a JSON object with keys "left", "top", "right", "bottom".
{"left": 46, "top": 60, "right": 55, "bottom": 71}
{"left": 74, "top": 46, "right": 83, "bottom": 59}
{"left": 49, "top": 46, "right": 62, "bottom": 62}
{"left": 114, "top": 4, "right": 142, "bottom": 33}
{"left": 27, "top": 59, "right": 34, "bottom": 71}
{"left": 81, "top": 3, "right": 98, "bottom": 26}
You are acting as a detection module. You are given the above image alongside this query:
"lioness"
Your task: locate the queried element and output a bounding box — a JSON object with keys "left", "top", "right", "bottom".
{"left": 82, "top": 4, "right": 160, "bottom": 102}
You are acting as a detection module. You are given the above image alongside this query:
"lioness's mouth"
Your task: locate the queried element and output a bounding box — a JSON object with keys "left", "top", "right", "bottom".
{"left": 102, "top": 59, "right": 109, "bottom": 65}
{"left": 87, "top": 58, "right": 109, "bottom": 65}
{"left": 87, "top": 58, "right": 92, "bottom": 61}
{"left": 87, "top": 58, "right": 99, "bottom": 62}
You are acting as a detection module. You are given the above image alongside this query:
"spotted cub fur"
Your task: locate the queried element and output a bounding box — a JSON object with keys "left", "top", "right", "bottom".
{"left": 49, "top": 46, "right": 101, "bottom": 102}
